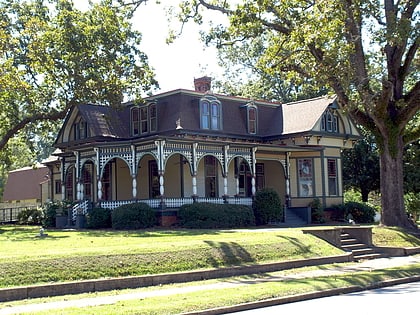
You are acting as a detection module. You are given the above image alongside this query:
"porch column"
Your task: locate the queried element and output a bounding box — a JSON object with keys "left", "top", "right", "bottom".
{"left": 223, "top": 176, "right": 228, "bottom": 196}
{"left": 75, "top": 152, "right": 82, "bottom": 200}
{"left": 131, "top": 145, "right": 137, "bottom": 199}
{"left": 61, "top": 158, "right": 65, "bottom": 201}
{"left": 285, "top": 152, "right": 291, "bottom": 207}
{"left": 95, "top": 148, "right": 102, "bottom": 201}
{"left": 132, "top": 175, "right": 137, "bottom": 199}
{"left": 235, "top": 176, "right": 240, "bottom": 196}
{"left": 251, "top": 147, "right": 257, "bottom": 197}
{"left": 192, "top": 175, "right": 197, "bottom": 197}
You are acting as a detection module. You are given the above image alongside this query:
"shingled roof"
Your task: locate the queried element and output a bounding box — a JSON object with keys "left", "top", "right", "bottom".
{"left": 281, "top": 96, "right": 335, "bottom": 135}
{"left": 2, "top": 165, "right": 49, "bottom": 202}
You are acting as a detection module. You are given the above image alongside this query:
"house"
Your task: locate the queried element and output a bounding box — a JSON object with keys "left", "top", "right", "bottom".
{"left": 46, "top": 77, "right": 361, "bottom": 225}
{"left": 2, "top": 164, "right": 50, "bottom": 205}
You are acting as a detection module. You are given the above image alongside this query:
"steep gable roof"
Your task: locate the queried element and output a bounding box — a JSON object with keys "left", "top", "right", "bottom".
{"left": 281, "top": 96, "right": 335, "bottom": 135}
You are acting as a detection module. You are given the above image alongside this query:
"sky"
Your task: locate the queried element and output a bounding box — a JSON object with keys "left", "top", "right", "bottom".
{"left": 75, "top": 0, "right": 226, "bottom": 92}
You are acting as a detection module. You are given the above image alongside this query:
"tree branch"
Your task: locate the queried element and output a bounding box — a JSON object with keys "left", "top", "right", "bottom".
{"left": 0, "top": 108, "right": 68, "bottom": 152}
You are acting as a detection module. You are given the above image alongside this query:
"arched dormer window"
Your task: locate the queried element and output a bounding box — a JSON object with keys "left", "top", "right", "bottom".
{"left": 73, "top": 117, "right": 89, "bottom": 140}
{"left": 200, "top": 96, "right": 222, "bottom": 130}
{"left": 131, "top": 102, "right": 157, "bottom": 136}
{"left": 247, "top": 105, "right": 257, "bottom": 134}
{"left": 321, "top": 109, "right": 338, "bottom": 133}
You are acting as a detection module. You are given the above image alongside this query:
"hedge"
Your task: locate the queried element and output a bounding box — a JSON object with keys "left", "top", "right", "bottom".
{"left": 178, "top": 202, "right": 255, "bottom": 229}
{"left": 111, "top": 202, "right": 156, "bottom": 230}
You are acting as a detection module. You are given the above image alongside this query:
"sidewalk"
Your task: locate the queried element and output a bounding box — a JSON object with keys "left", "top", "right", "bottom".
{"left": 1, "top": 255, "right": 419, "bottom": 315}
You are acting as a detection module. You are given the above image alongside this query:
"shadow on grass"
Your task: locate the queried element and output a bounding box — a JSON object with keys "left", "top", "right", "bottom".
{"left": 204, "top": 240, "right": 254, "bottom": 267}
{"left": 277, "top": 235, "right": 312, "bottom": 253}
{"left": 83, "top": 228, "right": 225, "bottom": 238}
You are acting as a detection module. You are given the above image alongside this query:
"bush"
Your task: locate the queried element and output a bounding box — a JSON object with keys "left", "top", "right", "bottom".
{"left": 86, "top": 207, "right": 112, "bottom": 229}
{"left": 17, "top": 207, "right": 43, "bottom": 225}
{"left": 309, "top": 198, "right": 326, "bottom": 223}
{"left": 178, "top": 203, "right": 255, "bottom": 229}
{"left": 41, "top": 200, "right": 74, "bottom": 228}
{"left": 405, "top": 193, "right": 420, "bottom": 222}
{"left": 252, "top": 188, "right": 283, "bottom": 225}
{"left": 328, "top": 201, "right": 376, "bottom": 224}
{"left": 111, "top": 202, "right": 156, "bottom": 230}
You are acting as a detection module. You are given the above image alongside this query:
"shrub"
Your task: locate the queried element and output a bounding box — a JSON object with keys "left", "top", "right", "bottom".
{"left": 309, "top": 198, "right": 326, "bottom": 223}
{"left": 344, "top": 201, "right": 376, "bottom": 223}
{"left": 41, "top": 200, "right": 61, "bottom": 227}
{"left": 252, "top": 188, "right": 283, "bottom": 225}
{"left": 328, "top": 201, "right": 376, "bottom": 224}
{"left": 111, "top": 202, "right": 156, "bottom": 230}
{"left": 178, "top": 203, "right": 255, "bottom": 229}
{"left": 86, "top": 207, "right": 112, "bottom": 229}
{"left": 405, "top": 193, "right": 420, "bottom": 222}
{"left": 17, "top": 207, "right": 43, "bottom": 225}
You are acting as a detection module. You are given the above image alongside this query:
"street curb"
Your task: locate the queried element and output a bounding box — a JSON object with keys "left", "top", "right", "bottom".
{"left": 180, "top": 275, "right": 420, "bottom": 315}
{"left": 0, "top": 253, "right": 352, "bottom": 302}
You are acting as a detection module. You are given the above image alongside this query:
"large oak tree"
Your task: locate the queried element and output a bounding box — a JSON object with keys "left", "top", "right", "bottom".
{"left": 177, "top": 0, "right": 419, "bottom": 229}
{"left": 0, "top": 0, "right": 157, "bottom": 155}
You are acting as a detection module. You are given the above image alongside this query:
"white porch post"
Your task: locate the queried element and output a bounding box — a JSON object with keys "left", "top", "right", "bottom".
{"left": 131, "top": 145, "right": 137, "bottom": 199}
{"left": 75, "top": 152, "right": 82, "bottom": 200}
{"left": 191, "top": 143, "right": 198, "bottom": 201}
{"left": 251, "top": 147, "right": 257, "bottom": 197}
{"left": 285, "top": 152, "right": 291, "bottom": 207}
{"left": 95, "top": 148, "right": 102, "bottom": 201}
{"left": 60, "top": 158, "right": 65, "bottom": 201}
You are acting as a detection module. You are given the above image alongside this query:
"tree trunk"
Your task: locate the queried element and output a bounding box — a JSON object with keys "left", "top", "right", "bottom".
{"left": 379, "top": 135, "right": 417, "bottom": 230}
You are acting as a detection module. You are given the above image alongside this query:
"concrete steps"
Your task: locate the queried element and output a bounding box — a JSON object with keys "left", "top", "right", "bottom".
{"left": 340, "top": 232, "right": 383, "bottom": 261}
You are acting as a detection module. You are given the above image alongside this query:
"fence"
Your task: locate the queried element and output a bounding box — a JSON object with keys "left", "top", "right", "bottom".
{"left": 0, "top": 206, "right": 39, "bottom": 223}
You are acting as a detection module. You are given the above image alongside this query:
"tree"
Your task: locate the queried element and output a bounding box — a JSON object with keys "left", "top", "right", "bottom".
{"left": 0, "top": 0, "right": 157, "bottom": 154}
{"left": 176, "top": 0, "right": 419, "bottom": 230}
{"left": 342, "top": 131, "right": 380, "bottom": 202}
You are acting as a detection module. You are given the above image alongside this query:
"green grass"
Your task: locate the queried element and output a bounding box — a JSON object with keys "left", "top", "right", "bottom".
{"left": 0, "top": 225, "right": 418, "bottom": 289}
{"left": 4, "top": 264, "right": 420, "bottom": 315}
{"left": 0, "top": 226, "right": 342, "bottom": 287}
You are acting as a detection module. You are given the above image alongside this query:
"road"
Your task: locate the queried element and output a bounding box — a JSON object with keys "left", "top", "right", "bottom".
{"left": 229, "top": 281, "right": 420, "bottom": 315}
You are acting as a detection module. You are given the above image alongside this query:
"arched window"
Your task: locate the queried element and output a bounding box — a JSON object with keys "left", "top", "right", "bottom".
{"left": 73, "top": 117, "right": 89, "bottom": 140}
{"left": 321, "top": 109, "right": 338, "bottom": 133}
{"left": 131, "top": 107, "right": 139, "bottom": 135}
{"left": 200, "top": 96, "right": 222, "bottom": 130}
{"left": 247, "top": 106, "right": 257, "bottom": 134}
{"left": 131, "top": 102, "right": 157, "bottom": 136}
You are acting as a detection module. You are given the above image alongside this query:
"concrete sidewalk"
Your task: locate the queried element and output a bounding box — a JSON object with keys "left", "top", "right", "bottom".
{"left": 1, "top": 255, "right": 419, "bottom": 315}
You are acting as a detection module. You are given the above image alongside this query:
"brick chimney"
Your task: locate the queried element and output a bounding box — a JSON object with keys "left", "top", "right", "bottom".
{"left": 194, "top": 76, "right": 212, "bottom": 92}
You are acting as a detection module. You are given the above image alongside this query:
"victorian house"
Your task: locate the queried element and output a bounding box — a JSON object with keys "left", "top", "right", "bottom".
{"left": 46, "top": 77, "right": 360, "bottom": 225}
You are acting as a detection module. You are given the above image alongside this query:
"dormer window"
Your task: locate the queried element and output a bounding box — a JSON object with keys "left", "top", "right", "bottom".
{"left": 74, "top": 118, "right": 89, "bottom": 140}
{"left": 247, "top": 106, "right": 257, "bottom": 134}
{"left": 200, "top": 96, "right": 222, "bottom": 130}
{"left": 131, "top": 103, "right": 157, "bottom": 136}
{"left": 321, "top": 109, "right": 338, "bottom": 133}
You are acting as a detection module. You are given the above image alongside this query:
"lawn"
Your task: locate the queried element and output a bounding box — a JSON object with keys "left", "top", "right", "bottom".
{"left": 0, "top": 225, "right": 419, "bottom": 288}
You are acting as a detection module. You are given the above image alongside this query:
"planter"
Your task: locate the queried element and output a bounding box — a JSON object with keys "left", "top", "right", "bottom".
{"left": 55, "top": 215, "right": 67, "bottom": 229}
{"left": 75, "top": 214, "right": 86, "bottom": 229}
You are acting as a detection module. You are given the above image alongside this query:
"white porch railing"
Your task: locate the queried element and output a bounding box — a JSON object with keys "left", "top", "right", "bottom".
{"left": 98, "top": 197, "right": 253, "bottom": 210}
{"left": 72, "top": 199, "right": 90, "bottom": 221}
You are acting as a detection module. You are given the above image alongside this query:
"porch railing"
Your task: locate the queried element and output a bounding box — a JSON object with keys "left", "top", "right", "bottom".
{"left": 98, "top": 197, "right": 253, "bottom": 210}
{"left": 71, "top": 200, "right": 90, "bottom": 221}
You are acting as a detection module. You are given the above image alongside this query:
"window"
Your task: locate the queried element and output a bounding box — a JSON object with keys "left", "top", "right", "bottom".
{"left": 247, "top": 106, "right": 257, "bottom": 134}
{"left": 74, "top": 118, "right": 89, "bottom": 140}
{"left": 255, "top": 163, "right": 265, "bottom": 191}
{"left": 149, "top": 160, "right": 160, "bottom": 198}
{"left": 81, "top": 163, "right": 93, "bottom": 200}
{"left": 131, "top": 103, "right": 157, "bottom": 136}
{"left": 65, "top": 167, "right": 74, "bottom": 201}
{"left": 150, "top": 104, "right": 157, "bottom": 132}
{"left": 204, "top": 156, "right": 218, "bottom": 197}
{"left": 321, "top": 110, "right": 338, "bottom": 133}
{"left": 328, "top": 159, "right": 337, "bottom": 196}
{"left": 55, "top": 180, "right": 62, "bottom": 194}
{"left": 298, "top": 159, "right": 313, "bottom": 197}
{"left": 200, "top": 96, "right": 222, "bottom": 130}
{"left": 102, "top": 162, "right": 112, "bottom": 201}
{"left": 131, "top": 108, "right": 139, "bottom": 135}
